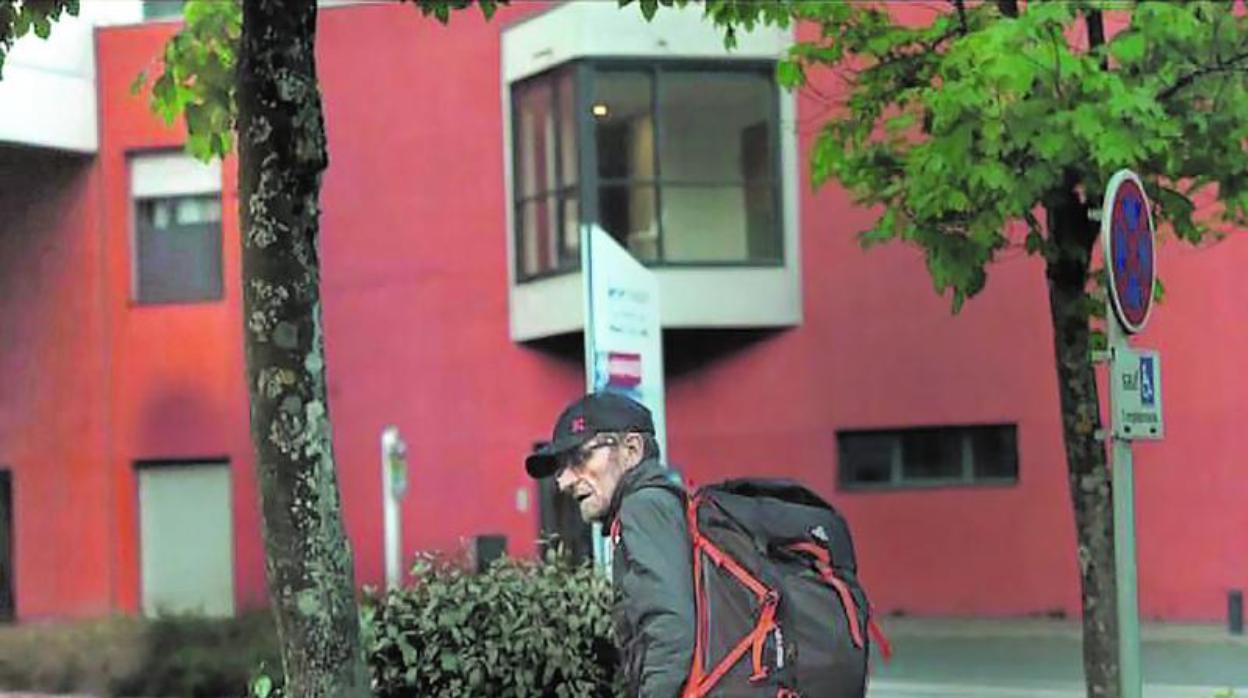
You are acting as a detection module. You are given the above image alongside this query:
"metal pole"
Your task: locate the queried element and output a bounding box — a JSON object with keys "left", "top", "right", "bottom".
{"left": 381, "top": 426, "right": 402, "bottom": 591}
{"left": 1108, "top": 317, "right": 1142, "bottom": 698}
{"left": 1112, "top": 435, "right": 1142, "bottom": 698}
{"left": 581, "top": 224, "right": 610, "bottom": 573}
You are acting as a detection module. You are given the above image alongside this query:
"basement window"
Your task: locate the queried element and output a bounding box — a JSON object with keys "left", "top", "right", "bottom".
{"left": 838, "top": 425, "right": 1019, "bottom": 490}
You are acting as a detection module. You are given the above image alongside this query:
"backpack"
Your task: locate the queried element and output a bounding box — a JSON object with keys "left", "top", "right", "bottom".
{"left": 679, "top": 478, "right": 890, "bottom": 698}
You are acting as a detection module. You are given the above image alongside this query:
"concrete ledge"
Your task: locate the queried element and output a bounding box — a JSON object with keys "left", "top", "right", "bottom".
{"left": 879, "top": 616, "right": 1248, "bottom": 645}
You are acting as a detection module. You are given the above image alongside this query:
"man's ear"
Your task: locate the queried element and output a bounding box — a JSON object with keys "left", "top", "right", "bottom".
{"left": 623, "top": 432, "right": 645, "bottom": 467}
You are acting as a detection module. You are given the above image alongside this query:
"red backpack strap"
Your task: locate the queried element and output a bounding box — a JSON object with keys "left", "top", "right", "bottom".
{"left": 608, "top": 516, "right": 622, "bottom": 548}
{"left": 682, "top": 491, "right": 707, "bottom": 698}
{"left": 683, "top": 489, "right": 780, "bottom": 697}
{"left": 787, "top": 542, "right": 864, "bottom": 650}
{"left": 868, "top": 615, "right": 892, "bottom": 663}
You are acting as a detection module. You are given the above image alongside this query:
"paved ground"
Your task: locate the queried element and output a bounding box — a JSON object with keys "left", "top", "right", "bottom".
{"left": 1, "top": 617, "right": 1243, "bottom": 697}
{"left": 869, "top": 617, "right": 1248, "bottom": 697}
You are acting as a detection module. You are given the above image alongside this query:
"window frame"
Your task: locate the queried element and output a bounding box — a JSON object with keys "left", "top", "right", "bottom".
{"left": 836, "top": 424, "right": 1020, "bottom": 492}
{"left": 511, "top": 58, "right": 785, "bottom": 283}
{"left": 510, "top": 64, "right": 582, "bottom": 282}
{"left": 142, "top": 1, "right": 185, "bottom": 21}
{"left": 132, "top": 193, "right": 225, "bottom": 306}
{"left": 128, "top": 151, "right": 225, "bottom": 307}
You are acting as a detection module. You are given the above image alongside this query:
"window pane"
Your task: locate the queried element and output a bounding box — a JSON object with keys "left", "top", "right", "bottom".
{"left": 658, "top": 71, "right": 772, "bottom": 183}
{"left": 839, "top": 432, "right": 895, "bottom": 486}
{"left": 518, "top": 196, "right": 559, "bottom": 278}
{"left": 136, "top": 196, "right": 223, "bottom": 304}
{"left": 598, "top": 185, "right": 657, "bottom": 262}
{"left": 558, "top": 71, "right": 577, "bottom": 187}
{"left": 661, "top": 184, "right": 778, "bottom": 263}
{"left": 175, "top": 196, "right": 222, "bottom": 225}
{"left": 515, "top": 79, "right": 556, "bottom": 199}
{"left": 901, "top": 429, "right": 962, "bottom": 480}
{"left": 594, "top": 72, "right": 654, "bottom": 181}
{"left": 561, "top": 193, "right": 580, "bottom": 266}
{"left": 971, "top": 426, "right": 1019, "bottom": 479}
{"left": 143, "top": 1, "right": 184, "bottom": 20}
{"left": 141, "top": 200, "right": 173, "bottom": 229}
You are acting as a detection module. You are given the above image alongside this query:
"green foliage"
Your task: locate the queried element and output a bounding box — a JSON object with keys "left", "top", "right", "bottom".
{"left": 134, "top": 0, "right": 241, "bottom": 161}
{"left": 250, "top": 663, "right": 285, "bottom": 698}
{"left": 412, "top": 0, "right": 506, "bottom": 24}
{"left": 365, "top": 552, "right": 621, "bottom": 697}
{"left": 661, "top": 0, "right": 1248, "bottom": 312}
{"left": 141, "top": 0, "right": 509, "bottom": 162}
{"left": 0, "top": 0, "right": 78, "bottom": 77}
{"left": 0, "top": 612, "right": 279, "bottom": 697}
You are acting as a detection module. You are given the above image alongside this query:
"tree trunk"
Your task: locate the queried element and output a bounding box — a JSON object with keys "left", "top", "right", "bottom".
{"left": 236, "top": 1, "right": 369, "bottom": 695}
{"left": 1044, "top": 194, "right": 1118, "bottom": 698}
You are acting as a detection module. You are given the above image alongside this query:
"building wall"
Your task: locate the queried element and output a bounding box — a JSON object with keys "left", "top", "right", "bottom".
{"left": 21, "top": 2, "right": 1239, "bottom": 622}
{"left": 94, "top": 23, "right": 263, "bottom": 614}
{"left": 0, "top": 147, "right": 112, "bottom": 619}
{"left": 313, "top": 2, "right": 579, "bottom": 588}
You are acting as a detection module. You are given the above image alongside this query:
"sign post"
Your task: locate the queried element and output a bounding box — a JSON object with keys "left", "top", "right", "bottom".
{"left": 380, "top": 426, "right": 408, "bottom": 591}
{"left": 1099, "top": 169, "right": 1162, "bottom": 698}
{"left": 582, "top": 224, "right": 667, "bottom": 569}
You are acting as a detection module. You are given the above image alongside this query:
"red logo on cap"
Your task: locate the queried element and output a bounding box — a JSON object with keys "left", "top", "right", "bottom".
{"left": 571, "top": 417, "right": 586, "bottom": 433}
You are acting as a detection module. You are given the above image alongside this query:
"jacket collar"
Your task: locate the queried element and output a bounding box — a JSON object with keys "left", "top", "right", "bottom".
{"left": 602, "top": 457, "right": 681, "bottom": 526}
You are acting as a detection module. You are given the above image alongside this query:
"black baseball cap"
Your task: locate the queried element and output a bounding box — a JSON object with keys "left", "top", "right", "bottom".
{"left": 525, "top": 392, "right": 654, "bottom": 478}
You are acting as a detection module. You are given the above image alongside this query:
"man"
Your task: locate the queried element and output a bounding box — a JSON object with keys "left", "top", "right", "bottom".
{"left": 525, "top": 392, "right": 694, "bottom": 697}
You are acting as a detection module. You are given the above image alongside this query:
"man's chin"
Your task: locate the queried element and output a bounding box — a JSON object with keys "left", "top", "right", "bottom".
{"left": 578, "top": 502, "right": 605, "bottom": 523}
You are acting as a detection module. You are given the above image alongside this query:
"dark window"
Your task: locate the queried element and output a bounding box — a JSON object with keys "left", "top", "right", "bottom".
{"left": 513, "top": 68, "right": 579, "bottom": 279}
{"left": 134, "top": 194, "right": 223, "bottom": 304}
{"left": 838, "top": 425, "right": 1019, "bottom": 490}
{"left": 533, "top": 442, "right": 592, "bottom": 564}
{"left": 0, "top": 470, "right": 13, "bottom": 622}
{"left": 512, "top": 61, "right": 782, "bottom": 281}
{"left": 143, "top": 1, "right": 184, "bottom": 20}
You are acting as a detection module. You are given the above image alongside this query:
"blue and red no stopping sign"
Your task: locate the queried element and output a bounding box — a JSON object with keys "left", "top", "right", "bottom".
{"left": 1101, "top": 170, "right": 1156, "bottom": 334}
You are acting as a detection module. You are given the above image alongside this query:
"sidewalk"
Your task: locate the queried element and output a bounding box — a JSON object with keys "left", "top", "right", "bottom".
{"left": 1, "top": 617, "right": 1243, "bottom": 698}
{"left": 869, "top": 617, "right": 1248, "bottom": 697}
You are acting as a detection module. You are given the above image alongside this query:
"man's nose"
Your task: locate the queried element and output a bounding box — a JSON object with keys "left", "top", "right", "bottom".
{"left": 555, "top": 468, "right": 573, "bottom": 492}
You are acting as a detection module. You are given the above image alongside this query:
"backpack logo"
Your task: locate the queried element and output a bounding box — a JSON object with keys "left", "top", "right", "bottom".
{"left": 810, "top": 525, "right": 830, "bottom": 544}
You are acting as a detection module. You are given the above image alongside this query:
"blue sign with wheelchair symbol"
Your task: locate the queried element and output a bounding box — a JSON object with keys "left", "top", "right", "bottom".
{"left": 1139, "top": 356, "right": 1155, "bottom": 406}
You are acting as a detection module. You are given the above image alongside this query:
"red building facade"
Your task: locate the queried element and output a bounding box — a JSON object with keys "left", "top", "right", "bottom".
{"left": 0, "top": 2, "right": 1244, "bottom": 623}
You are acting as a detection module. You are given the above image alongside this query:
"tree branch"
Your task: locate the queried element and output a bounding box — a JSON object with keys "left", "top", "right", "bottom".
{"left": 953, "top": 0, "right": 969, "bottom": 34}
{"left": 1085, "top": 8, "right": 1108, "bottom": 71}
{"left": 1157, "top": 50, "right": 1248, "bottom": 101}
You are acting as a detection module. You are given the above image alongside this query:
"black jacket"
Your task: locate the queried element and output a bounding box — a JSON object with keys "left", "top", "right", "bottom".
{"left": 605, "top": 458, "right": 695, "bottom": 697}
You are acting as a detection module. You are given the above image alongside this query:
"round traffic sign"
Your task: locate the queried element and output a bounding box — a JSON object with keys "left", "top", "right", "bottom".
{"left": 1101, "top": 170, "right": 1156, "bottom": 334}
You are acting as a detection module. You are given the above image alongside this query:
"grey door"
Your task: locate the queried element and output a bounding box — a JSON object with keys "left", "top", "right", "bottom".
{"left": 138, "top": 461, "right": 234, "bottom": 617}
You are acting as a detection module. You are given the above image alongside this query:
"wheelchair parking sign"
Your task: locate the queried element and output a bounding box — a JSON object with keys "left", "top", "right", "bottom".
{"left": 1111, "top": 348, "right": 1164, "bottom": 440}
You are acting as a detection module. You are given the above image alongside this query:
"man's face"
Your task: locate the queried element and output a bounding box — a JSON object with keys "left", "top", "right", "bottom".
{"left": 554, "top": 434, "right": 638, "bottom": 522}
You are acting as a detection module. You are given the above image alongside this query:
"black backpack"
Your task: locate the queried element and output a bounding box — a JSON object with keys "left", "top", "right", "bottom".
{"left": 678, "top": 478, "right": 890, "bottom": 698}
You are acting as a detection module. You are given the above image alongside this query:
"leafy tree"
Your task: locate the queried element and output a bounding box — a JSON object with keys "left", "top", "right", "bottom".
{"left": 631, "top": 1, "right": 1244, "bottom": 696}
{"left": 54, "top": 1, "right": 1245, "bottom": 698}
{"left": 0, "top": 0, "right": 78, "bottom": 75}
{"left": 137, "top": 1, "right": 498, "bottom": 695}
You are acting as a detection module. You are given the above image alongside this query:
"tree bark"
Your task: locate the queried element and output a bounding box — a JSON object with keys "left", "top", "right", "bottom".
{"left": 1044, "top": 192, "right": 1118, "bottom": 698}
{"left": 236, "top": 1, "right": 368, "bottom": 696}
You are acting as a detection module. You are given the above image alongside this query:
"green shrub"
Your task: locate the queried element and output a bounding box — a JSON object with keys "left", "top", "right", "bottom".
{"left": 0, "top": 611, "right": 278, "bottom": 697}
{"left": 0, "top": 616, "right": 146, "bottom": 695}
{"left": 364, "top": 552, "right": 623, "bottom": 697}
{"left": 109, "top": 611, "right": 280, "bottom": 698}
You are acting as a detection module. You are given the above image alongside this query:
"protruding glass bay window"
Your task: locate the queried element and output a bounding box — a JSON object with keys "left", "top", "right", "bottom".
{"left": 512, "top": 61, "right": 782, "bottom": 282}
